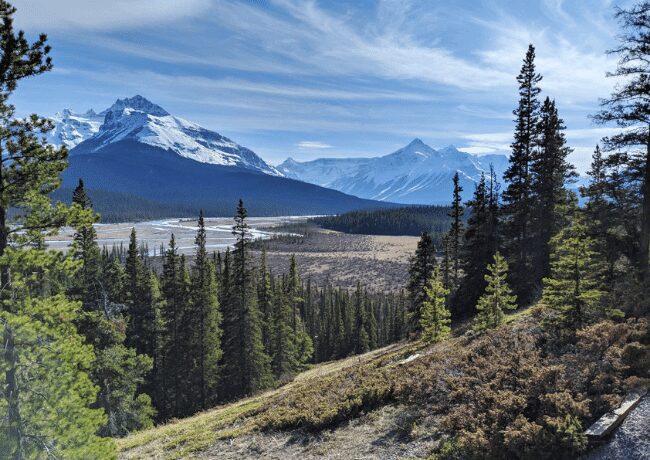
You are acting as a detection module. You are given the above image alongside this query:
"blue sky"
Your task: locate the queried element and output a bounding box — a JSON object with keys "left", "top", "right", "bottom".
{"left": 11, "top": 0, "right": 633, "bottom": 172}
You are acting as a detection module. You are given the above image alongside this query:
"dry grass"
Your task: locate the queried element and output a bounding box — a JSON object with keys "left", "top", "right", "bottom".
{"left": 118, "top": 312, "right": 648, "bottom": 460}
{"left": 117, "top": 341, "right": 420, "bottom": 459}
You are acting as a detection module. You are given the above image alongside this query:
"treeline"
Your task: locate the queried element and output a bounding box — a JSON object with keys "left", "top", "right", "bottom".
{"left": 408, "top": 34, "right": 649, "bottom": 345}
{"left": 51, "top": 187, "right": 202, "bottom": 222}
{"left": 312, "top": 205, "right": 451, "bottom": 244}
{"left": 71, "top": 185, "right": 408, "bottom": 427}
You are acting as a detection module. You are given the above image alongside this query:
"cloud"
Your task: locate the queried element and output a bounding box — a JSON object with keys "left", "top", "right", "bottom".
{"left": 458, "top": 146, "right": 500, "bottom": 155}
{"left": 12, "top": 0, "right": 212, "bottom": 31}
{"left": 297, "top": 141, "right": 333, "bottom": 149}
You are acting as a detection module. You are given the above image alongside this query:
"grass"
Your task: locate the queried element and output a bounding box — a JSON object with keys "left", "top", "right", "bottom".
{"left": 118, "top": 310, "right": 647, "bottom": 459}
{"left": 117, "top": 340, "right": 421, "bottom": 459}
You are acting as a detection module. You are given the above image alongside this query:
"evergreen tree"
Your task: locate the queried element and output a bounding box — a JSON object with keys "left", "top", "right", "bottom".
{"left": 407, "top": 232, "right": 436, "bottom": 332}
{"left": 258, "top": 247, "right": 273, "bottom": 355}
{"left": 0, "top": 294, "right": 115, "bottom": 458}
{"left": 542, "top": 217, "right": 622, "bottom": 332}
{"left": 70, "top": 178, "right": 102, "bottom": 311}
{"left": 190, "top": 210, "right": 223, "bottom": 410}
{"left": 446, "top": 172, "right": 464, "bottom": 291}
{"left": 581, "top": 146, "right": 618, "bottom": 281}
{"left": 419, "top": 266, "right": 451, "bottom": 343}
{"left": 474, "top": 252, "right": 517, "bottom": 331}
{"left": 530, "top": 97, "right": 576, "bottom": 285}
{"left": 221, "top": 200, "right": 272, "bottom": 399}
{"left": 159, "top": 234, "right": 192, "bottom": 418}
{"left": 353, "top": 281, "right": 370, "bottom": 354}
{"left": 594, "top": 1, "right": 650, "bottom": 284}
{"left": 70, "top": 190, "right": 154, "bottom": 437}
{"left": 0, "top": 3, "right": 115, "bottom": 455}
{"left": 502, "top": 44, "right": 542, "bottom": 305}
{"left": 456, "top": 173, "right": 491, "bottom": 318}
{"left": 286, "top": 255, "right": 313, "bottom": 367}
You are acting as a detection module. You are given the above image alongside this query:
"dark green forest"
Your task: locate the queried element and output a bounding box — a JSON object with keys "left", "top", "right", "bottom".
{"left": 312, "top": 205, "right": 452, "bottom": 243}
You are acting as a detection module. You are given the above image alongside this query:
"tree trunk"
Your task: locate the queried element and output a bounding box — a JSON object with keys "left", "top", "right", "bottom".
{"left": 4, "top": 326, "right": 23, "bottom": 459}
{"left": 640, "top": 131, "right": 650, "bottom": 282}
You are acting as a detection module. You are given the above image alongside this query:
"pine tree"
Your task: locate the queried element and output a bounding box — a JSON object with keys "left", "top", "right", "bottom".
{"left": 530, "top": 97, "right": 577, "bottom": 285}
{"left": 159, "top": 234, "right": 192, "bottom": 418}
{"left": 456, "top": 173, "right": 491, "bottom": 318}
{"left": 581, "top": 146, "right": 618, "bottom": 281}
{"left": 0, "top": 295, "right": 115, "bottom": 458}
{"left": 0, "top": 3, "right": 117, "bottom": 454}
{"left": 419, "top": 266, "right": 451, "bottom": 343}
{"left": 541, "top": 216, "right": 622, "bottom": 332}
{"left": 407, "top": 232, "right": 436, "bottom": 332}
{"left": 258, "top": 246, "right": 273, "bottom": 355}
{"left": 70, "top": 178, "right": 103, "bottom": 310}
{"left": 474, "top": 252, "right": 517, "bottom": 331}
{"left": 446, "top": 172, "right": 464, "bottom": 291}
{"left": 593, "top": 2, "right": 650, "bottom": 284}
{"left": 286, "top": 255, "right": 313, "bottom": 368}
{"left": 70, "top": 188, "right": 154, "bottom": 437}
{"left": 502, "top": 44, "right": 542, "bottom": 305}
{"left": 353, "top": 281, "right": 370, "bottom": 354}
{"left": 190, "top": 210, "right": 223, "bottom": 410}
{"left": 221, "top": 200, "right": 272, "bottom": 399}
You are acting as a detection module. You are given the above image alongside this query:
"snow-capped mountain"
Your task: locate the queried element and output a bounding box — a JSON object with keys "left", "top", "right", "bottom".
{"left": 54, "top": 95, "right": 281, "bottom": 176}
{"left": 60, "top": 95, "right": 391, "bottom": 217}
{"left": 277, "top": 139, "right": 510, "bottom": 205}
{"left": 47, "top": 109, "right": 104, "bottom": 149}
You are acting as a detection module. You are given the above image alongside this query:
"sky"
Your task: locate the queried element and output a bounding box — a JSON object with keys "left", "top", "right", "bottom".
{"left": 10, "top": 0, "right": 635, "bottom": 172}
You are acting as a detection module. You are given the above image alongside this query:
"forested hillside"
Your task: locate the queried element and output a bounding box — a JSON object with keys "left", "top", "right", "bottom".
{"left": 312, "top": 205, "right": 451, "bottom": 242}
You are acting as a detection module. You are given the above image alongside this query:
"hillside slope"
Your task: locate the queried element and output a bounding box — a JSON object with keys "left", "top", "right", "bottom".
{"left": 62, "top": 142, "right": 395, "bottom": 217}
{"left": 118, "top": 310, "right": 648, "bottom": 459}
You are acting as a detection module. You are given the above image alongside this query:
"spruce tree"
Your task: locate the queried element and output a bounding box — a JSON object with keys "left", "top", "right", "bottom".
{"left": 446, "top": 172, "right": 464, "bottom": 291}
{"left": 221, "top": 200, "right": 272, "bottom": 399}
{"left": 474, "top": 252, "right": 517, "bottom": 331}
{"left": 407, "top": 232, "right": 436, "bottom": 332}
{"left": 542, "top": 217, "right": 622, "bottom": 332}
{"left": 258, "top": 246, "right": 273, "bottom": 355}
{"left": 159, "top": 234, "right": 192, "bottom": 418}
{"left": 419, "top": 266, "right": 451, "bottom": 343}
{"left": 502, "top": 44, "right": 542, "bottom": 305}
{"left": 456, "top": 173, "right": 491, "bottom": 318}
{"left": 353, "top": 281, "right": 370, "bottom": 354}
{"left": 581, "top": 146, "right": 617, "bottom": 281}
{"left": 286, "top": 255, "right": 312, "bottom": 367}
{"left": 190, "top": 210, "right": 223, "bottom": 410}
{"left": 594, "top": 1, "right": 650, "bottom": 283}
{"left": 530, "top": 97, "right": 576, "bottom": 285}
{"left": 70, "top": 189, "right": 154, "bottom": 437}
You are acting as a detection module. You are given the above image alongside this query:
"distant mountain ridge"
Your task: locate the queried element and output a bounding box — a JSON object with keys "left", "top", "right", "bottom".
{"left": 277, "top": 139, "right": 510, "bottom": 204}
{"left": 51, "top": 95, "right": 281, "bottom": 176}
{"left": 53, "top": 95, "right": 396, "bottom": 218}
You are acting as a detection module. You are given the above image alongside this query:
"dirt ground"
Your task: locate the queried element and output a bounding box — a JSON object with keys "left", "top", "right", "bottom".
{"left": 254, "top": 229, "right": 418, "bottom": 292}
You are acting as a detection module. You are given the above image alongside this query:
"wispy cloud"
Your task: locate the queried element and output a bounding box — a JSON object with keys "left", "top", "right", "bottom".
{"left": 297, "top": 141, "right": 332, "bottom": 149}
{"left": 13, "top": 0, "right": 212, "bottom": 31}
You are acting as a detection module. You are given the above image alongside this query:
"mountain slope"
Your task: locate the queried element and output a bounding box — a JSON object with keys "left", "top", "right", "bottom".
{"left": 47, "top": 108, "right": 104, "bottom": 149}
{"left": 63, "top": 141, "right": 393, "bottom": 217}
{"left": 53, "top": 96, "right": 396, "bottom": 217}
{"left": 67, "top": 95, "right": 281, "bottom": 176}
{"left": 277, "top": 139, "right": 509, "bottom": 204}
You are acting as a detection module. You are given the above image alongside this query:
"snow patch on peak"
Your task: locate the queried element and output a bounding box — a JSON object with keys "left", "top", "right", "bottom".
{"left": 105, "top": 95, "right": 169, "bottom": 118}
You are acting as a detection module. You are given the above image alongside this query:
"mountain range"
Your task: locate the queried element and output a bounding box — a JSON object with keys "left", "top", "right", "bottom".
{"left": 51, "top": 96, "right": 393, "bottom": 219}
{"left": 48, "top": 95, "right": 525, "bottom": 218}
{"left": 277, "top": 139, "right": 510, "bottom": 204}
